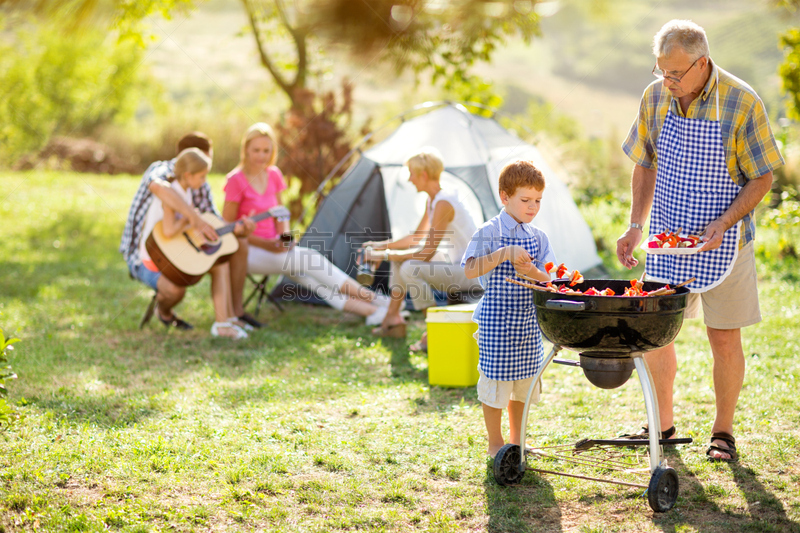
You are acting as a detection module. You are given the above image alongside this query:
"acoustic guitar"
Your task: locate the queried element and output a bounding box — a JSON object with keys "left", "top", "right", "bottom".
{"left": 145, "top": 206, "right": 291, "bottom": 287}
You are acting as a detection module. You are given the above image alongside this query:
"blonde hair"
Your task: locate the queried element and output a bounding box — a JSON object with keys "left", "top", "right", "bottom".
{"left": 653, "top": 20, "right": 710, "bottom": 60}
{"left": 174, "top": 147, "right": 211, "bottom": 182}
{"left": 239, "top": 122, "right": 278, "bottom": 169}
{"left": 499, "top": 160, "right": 545, "bottom": 196}
{"left": 406, "top": 149, "right": 444, "bottom": 180}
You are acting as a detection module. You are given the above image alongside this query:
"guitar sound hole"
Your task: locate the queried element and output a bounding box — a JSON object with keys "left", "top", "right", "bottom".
{"left": 200, "top": 242, "right": 222, "bottom": 255}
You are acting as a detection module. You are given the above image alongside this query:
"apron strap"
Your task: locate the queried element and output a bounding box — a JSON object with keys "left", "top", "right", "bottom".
{"left": 715, "top": 67, "right": 720, "bottom": 122}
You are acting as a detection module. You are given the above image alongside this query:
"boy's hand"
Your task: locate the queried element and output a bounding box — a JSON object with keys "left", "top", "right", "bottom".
{"left": 513, "top": 262, "right": 534, "bottom": 275}
{"left": 514, "top": 262, "right": 549, "bottom": 282}
{"left": 505, "top": 245, "right": 531, "bottom": 266}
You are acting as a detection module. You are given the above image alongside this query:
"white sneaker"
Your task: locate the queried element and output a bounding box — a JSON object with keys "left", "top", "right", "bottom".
{"left": 372, "top": 293, "right": 392, "bottom": 307}
{"left": 365, "top": 306, "right": 388, "bottom": 327}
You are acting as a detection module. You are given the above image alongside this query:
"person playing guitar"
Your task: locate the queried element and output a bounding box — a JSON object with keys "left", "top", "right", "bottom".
{"left": 139, "top": 148, "right": 248, "bottom": 339}
{"left": 121, "top": 132, "right": 260, "bottom": 332}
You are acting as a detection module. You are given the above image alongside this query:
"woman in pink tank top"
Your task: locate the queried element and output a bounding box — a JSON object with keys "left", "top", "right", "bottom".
{"left": 222, "top": 123, "right": 390, "bottom": 325}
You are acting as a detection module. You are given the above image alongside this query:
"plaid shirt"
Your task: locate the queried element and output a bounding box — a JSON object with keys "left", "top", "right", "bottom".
{"left": 622, "top": 61, "right": 784, "bottom": 243}
{"left": 119, "top": 158, "right": 220, "bottom": 266}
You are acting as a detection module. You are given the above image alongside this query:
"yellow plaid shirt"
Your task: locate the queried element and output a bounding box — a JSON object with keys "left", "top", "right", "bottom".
{"left": 622, "top": 61, "right": 784, "bottom": 243}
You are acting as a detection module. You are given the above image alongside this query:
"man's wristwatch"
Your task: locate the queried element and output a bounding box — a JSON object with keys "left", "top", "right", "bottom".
{"left": 629, "top": 223, "right": 644, "bottom": 231}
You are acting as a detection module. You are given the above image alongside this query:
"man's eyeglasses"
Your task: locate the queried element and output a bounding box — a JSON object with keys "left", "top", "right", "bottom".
{"left": 652, "top": 57, "right": 702, "bottom": 84}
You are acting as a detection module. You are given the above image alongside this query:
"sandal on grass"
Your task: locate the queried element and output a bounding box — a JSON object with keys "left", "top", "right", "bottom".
{"left": 410, "top": 332, "right": 428, "bottom": 353}
{"left": 372, "top": 323, "right": 406, "bottom": 338}
{"left": 619, "top": 424, "right": 676, "bottom": 441}
{"left": 409, "top": 339, "right": 427, "bottom": 353}
{"left": 706, "top": 432, "right": 738, "bottom": 463}
{"left": 211, "top": 322, "right": 248, "bottom": 340}
{"left": 158, "top": 311, "right": 193, "bottom": 330}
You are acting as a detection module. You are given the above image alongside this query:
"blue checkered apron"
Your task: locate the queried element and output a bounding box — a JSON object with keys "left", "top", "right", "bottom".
{"left": 647, "top": 73, "right": 741, "bottom": 293}
{"left": 476, "top": 233, "right": 543, "bottom": 381}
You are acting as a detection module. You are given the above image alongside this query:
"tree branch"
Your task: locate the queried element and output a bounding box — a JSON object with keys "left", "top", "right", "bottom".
{"left": 241, "top": 0, "right": 293, "bottom": 101}
{"left": 274, "top": 0, "right": 308, "bottom": 99}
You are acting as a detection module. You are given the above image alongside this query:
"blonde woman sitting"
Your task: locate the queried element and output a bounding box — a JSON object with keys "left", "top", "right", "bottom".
{"left": 222, "top": 122, "right": 389, "bottom": 324}
{"left": 362, "top": 149, "right": 482, "bottom": 346}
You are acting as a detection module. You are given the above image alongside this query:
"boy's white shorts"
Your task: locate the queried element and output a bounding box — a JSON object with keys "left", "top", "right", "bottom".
{"left": 477, "top": 369, "right": 541, "bottom": 409}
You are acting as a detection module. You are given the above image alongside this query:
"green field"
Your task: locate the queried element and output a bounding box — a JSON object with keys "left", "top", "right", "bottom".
{"left": 0, "top": 171, "right": 798, "bottom": 532}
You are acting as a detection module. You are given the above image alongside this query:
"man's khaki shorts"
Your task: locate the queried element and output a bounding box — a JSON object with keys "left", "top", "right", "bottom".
{"left": 477, "top": 369, "right": 541, "bottom": 409}
{"left": 649, "top": 242, "right": 760, "bottom": 329}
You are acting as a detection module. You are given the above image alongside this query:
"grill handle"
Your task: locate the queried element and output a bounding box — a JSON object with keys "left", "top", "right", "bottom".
{"left": 545, "top": 300, "right": 587, "bottom": 311}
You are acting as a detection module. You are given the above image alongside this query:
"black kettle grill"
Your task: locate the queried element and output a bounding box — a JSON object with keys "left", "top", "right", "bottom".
{"left": 492, "top": 279, "right": 693, "bottom": 513}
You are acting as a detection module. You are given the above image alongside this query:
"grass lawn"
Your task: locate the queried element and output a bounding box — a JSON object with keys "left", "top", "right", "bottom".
{"left": 0, "top": 171, "right": 798, "bottom": 532}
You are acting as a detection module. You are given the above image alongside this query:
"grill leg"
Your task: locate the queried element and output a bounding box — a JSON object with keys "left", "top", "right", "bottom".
{"left": 519, "top": 344, "right": 561, "bottom": 473}
{"left": 633, "top": 353, "right": 663, "bottom": 473}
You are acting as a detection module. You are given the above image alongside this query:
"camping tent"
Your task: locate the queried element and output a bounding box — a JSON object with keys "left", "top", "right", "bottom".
{"left": 273, "top": 102, "right": 602, "bottom": 301}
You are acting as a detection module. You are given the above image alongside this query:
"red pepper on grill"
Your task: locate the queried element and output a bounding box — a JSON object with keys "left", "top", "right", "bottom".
{"left": 569, "top": 269, "right": 584, "bottom": 286}
{"left": 556, "top": 263, "right": 569, "bottom": 278}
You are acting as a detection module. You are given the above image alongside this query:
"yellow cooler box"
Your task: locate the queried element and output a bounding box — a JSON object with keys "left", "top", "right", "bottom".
{"left": 426, "top": 303, "right": 479, "bottom": 387}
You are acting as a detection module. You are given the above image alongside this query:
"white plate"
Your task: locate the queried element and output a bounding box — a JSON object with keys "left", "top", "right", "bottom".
{"left": 640, "top": 235, "right": 706, "bottom": 255}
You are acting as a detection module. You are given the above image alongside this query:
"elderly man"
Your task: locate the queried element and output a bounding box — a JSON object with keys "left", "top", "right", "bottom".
{"left": 616, "top": 20, "right": 784, "bottom": 462}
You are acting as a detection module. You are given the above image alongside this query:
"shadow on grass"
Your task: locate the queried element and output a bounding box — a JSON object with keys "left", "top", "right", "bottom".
{"left": 385, "top": 337, "right": 427, "bottom": 383}
{"left": 1, "top": 210, "right": 122, "bottom": 300}
{"left": 729, "top": 462, "right": 800, "bottom": 533}
{"left": 648, "top": 449, "right": 800, "bottom": 533}
{"left": 17, "top": 305, "right": 429, "bottom": 428}
{"left": 483, "top": 459, "right": 562, "bottom": 533}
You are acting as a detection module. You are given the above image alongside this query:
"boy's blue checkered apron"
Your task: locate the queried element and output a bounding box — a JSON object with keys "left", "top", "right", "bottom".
{"left": 476, "top": 233, "right": 543, "bottom": 381}
{"left": 647, "top": 71, "right": 741, "bottom": 293}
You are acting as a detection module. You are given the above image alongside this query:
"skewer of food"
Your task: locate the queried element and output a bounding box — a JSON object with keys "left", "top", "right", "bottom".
{"left": 509, "top": 259, "right": 695, "bottom": 297}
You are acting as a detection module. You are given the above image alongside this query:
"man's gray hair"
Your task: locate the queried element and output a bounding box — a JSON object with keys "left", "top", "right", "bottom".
{"left": 652, "top": 19, "right": 710, "bottom": 60}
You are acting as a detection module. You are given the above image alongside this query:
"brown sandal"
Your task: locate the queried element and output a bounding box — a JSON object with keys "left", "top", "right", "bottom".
{"left": 409, "top": 340, "right": 427, "bottom": 353}
{"left": 372, "top": 323, "right": 407, "bottom": 338}
{"left": 706, "top": 432, "right": 738, "bottom": 463}
{"left": 619, "top": 424, "right": 676, "bottom": 440}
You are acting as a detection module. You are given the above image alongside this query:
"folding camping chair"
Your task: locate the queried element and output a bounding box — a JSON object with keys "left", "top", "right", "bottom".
{"left": 140, "top": 292, "right": 158, "bottom": 329}
{"left": 244, "top": 274, "right": 284, "bottom": 316}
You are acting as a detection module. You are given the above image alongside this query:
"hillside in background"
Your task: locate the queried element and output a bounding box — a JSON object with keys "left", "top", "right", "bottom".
{"left": 143, "top": 0, "right": 799, "bottom": 142}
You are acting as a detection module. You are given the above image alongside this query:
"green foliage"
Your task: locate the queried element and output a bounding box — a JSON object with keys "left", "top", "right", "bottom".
{"left": 760, "top": 186, "right": 800, "bottom": 263}
{"left": 0, "top": 323, "right": 20, "bottom": 428}
{"left": 0, "top": 327, "right": 19, "bottom": 396}
{"left": 0, "top": 0, "right": 198, "bottom": 41}
{"left": 112, "top": 0, "right": 199, "bottom": 44}
{"left": 780, "top": 28, "right": 800, "bottom": 121}
{"left": 0, "top": 15, "right": 155, "bottom": 165}
{"left": 507, "top": 99, "right": 628, "bottom": 200}
{"left": 243, "top": 0, "right": 539, "bottom": 108}
{"left": 521, "top": 99, "right": 581, "bottom": 144}
{"left": 441, "top": 75, "right": 503, "bottom": 117}
{"left": 375, "top": 0, "right": 541, "bottom": 94}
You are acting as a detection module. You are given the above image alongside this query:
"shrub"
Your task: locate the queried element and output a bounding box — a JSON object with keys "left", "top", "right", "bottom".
{"left": 0, "top": 324, "right": 20, "bottom": 429}
{"left": 274, "top": 80, "right": 370, "bottom": 223}
{"left": 761, "top": 186, "right": 800, "bottom": 259}
{"left": 0, "top": 15, "right": 155, "bottom": 167}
